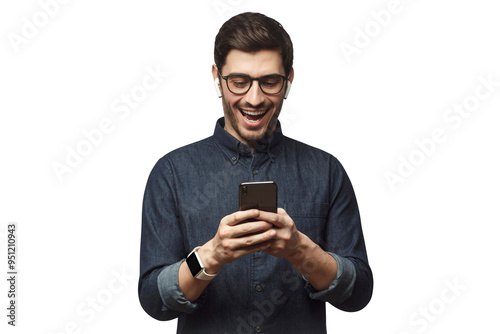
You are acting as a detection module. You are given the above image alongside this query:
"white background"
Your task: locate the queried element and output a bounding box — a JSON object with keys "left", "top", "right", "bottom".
{"left": 1, "top": 0, "right": 499, "bottom": 333}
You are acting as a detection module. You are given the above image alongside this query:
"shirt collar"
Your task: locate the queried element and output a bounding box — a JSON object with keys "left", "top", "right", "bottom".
{"left": 213, "top": 117, "right": 283, "bottom": 164}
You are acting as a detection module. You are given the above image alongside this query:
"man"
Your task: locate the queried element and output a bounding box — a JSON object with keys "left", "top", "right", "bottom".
{"left": 139, "top": 12, "right": 373, "bottom": 334}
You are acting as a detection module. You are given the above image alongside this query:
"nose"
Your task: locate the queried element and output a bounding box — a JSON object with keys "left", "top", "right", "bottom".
{"left": 243, "top": 80, "right": 266, "bottom": 106}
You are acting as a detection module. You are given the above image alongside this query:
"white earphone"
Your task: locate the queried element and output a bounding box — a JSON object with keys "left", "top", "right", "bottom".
{"left": 284, "top": 80, "right": 292, "bottom": 99}
{"left": 214, "top": 78, "right": 222, "bottom": 98}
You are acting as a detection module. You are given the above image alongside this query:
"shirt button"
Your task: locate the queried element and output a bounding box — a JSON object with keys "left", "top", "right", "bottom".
{"left": 255, "top": 326, "right": 262, "bottom": 333}
{"left": 231, "top": 156, "right": 237, "bottom": 162}
{"left": 253, "top": 170, "right": 259, "bottom": 175}
{"left": 256, "top": 285, "right": 262, "bottom": 292}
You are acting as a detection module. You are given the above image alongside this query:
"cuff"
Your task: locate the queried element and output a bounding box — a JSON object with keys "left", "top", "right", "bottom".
{"left": 157, "top": 260, "right": 199, "bottom": 314}
{"left": 305, "top": 252, "right": 357, "bottom": 305}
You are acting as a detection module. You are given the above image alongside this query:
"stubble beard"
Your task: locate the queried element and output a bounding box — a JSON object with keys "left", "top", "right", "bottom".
{"left": 222, "top": 97, "right": 283, "bottom": 148}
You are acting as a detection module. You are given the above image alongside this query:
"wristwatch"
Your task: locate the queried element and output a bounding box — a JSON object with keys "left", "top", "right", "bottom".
{"left": 186, "top": 247, "right": 218, "bottom": 280}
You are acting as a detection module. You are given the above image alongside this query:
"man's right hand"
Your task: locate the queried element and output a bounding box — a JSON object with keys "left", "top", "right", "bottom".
{"left": 198, "top": 209, "right": 277, "bottom": 274}
{"left": 179, "top": 209, "right": 276, "bottom": 302}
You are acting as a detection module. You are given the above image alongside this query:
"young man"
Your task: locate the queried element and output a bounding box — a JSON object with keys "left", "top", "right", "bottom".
{"left": 139, "top": 12, "right": 373, "bottom": 334}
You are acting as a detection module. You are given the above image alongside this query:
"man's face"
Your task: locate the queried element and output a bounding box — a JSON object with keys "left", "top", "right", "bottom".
{"left": 213, "top": 49, "right": 293, "bottom": 148}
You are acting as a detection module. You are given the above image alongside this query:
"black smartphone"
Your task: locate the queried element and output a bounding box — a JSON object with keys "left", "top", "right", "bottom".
{"left": 239, "top": 181, "right": 278, "bottom": 213}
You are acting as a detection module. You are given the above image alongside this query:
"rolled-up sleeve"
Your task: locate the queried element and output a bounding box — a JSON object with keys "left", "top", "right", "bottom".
{"left": 316, "top": 157, "right": 373, "bottom": 312}
{"left": 157, "top": 260, "right": 198, "bottom": 314}
{"left": 305, "top": 252, "right": 357, "bottom": 304}
{"left": 138, "top": 157, "right": 195, "bottom": 320}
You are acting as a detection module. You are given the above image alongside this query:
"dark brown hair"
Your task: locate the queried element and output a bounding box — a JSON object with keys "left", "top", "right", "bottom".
{"left": 214, "top": 12, "right": 293, "bottom": 77}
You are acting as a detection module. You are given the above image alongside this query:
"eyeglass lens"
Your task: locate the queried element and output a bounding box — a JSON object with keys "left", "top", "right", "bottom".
{"left": 226, "top": 75, "right": 284, "bottom": 94}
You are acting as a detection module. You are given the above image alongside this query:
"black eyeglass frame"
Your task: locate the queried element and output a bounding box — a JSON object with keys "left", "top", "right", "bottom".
{"left": 217, "top": 71, "right": 289, "bottom": 95}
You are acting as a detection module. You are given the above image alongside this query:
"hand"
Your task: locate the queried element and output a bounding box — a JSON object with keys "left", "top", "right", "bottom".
{"left": 258, "top": 208, "right": 303, "bottom": 259}
{"left": 200, "top": 209, "right": 277, "bottom": 273}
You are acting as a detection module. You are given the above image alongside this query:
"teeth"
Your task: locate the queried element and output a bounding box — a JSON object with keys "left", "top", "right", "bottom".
{"left": 244, "top": 116, "right": 259, "bottom": 123}
{"left": 241, "top": 109, "right": 266, "bottom": 116}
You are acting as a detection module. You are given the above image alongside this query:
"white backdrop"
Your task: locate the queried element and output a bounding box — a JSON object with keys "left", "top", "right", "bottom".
{"left": 1, "top": 0, "right": 499, "bottom": 333}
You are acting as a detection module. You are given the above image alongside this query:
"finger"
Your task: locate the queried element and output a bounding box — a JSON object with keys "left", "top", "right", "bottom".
{"left": 224, "top": 209, "right": 259, "bottom": 226}
{"left": 232, "top": 221, "right": 273, "bottom": 238}
{"left": 277, "top": 208, "right": 287, "bottom": 215}
{"left": 232, "top": 229, "right": 276, "bottom": 250}
{"left": 257, "top": 210, "right": 285, "bottom": 228}
{"left": 234, "top": 240, "right": 273, "bottom": 257}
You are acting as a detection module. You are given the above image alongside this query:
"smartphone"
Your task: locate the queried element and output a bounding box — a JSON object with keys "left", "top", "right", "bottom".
{"left": 239, "top": 181, "right": 278, "bottom": 213}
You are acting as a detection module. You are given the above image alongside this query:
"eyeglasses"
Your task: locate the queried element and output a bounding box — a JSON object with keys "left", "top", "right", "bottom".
{"left": 218, "top": 71, "right": 288, "bottom": 95}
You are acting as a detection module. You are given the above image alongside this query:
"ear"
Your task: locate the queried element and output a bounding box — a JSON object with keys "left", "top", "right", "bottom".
{"left": 212, "top": 64, "right": 219, "bottom": 80}
{"left": 212, "top": 65, "right": 222, "bottom": 98}
{"left": 284, "top": 67, "right": 294, "bottom": 99}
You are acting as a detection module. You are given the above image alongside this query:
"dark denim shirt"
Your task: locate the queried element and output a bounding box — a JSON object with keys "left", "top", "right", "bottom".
{"left": 139, "top": 118, "right": 373, "bottom": 334}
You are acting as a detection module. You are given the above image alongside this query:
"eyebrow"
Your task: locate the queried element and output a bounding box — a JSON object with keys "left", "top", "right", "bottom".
{"left": 224, "top": 72, "right": 285, "bottom": 77}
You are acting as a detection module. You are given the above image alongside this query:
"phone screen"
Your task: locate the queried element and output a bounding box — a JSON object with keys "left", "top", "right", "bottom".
{"left": 239, "top": 181, "right": 278, "bottom": 213}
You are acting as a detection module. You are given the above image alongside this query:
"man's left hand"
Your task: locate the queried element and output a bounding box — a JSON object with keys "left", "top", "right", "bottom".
{"left": 257, "top": 208, "right": 304, "bottom": 260}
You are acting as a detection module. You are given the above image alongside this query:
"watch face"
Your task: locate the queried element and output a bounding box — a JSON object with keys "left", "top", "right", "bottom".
{"left": 186, "top": 251, "right": 202, "bottom": 277}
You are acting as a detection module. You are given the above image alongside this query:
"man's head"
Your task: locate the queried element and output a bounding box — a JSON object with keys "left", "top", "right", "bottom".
{"left": 214, "top": 12, "right": 293, "bottom": 78}
{"left": 212, "top": 12, "right": 294, "bottom": 149}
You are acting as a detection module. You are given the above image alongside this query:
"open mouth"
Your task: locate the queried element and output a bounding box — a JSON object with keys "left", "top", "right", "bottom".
{"left": 240, "top": 108, "right": 268, "bottom": 123}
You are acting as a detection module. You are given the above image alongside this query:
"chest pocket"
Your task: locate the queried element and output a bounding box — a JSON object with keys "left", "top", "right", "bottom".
{"left": 284, "top": 202, "right": 330, "bottom": 248}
